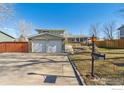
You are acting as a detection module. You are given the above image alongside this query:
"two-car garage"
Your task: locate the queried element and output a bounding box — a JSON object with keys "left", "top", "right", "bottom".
{"left": 29, "top": 33, "right": 64, "bottom": 53}
{"left": 32, "top": 40, "right": 63, "bottom": 53}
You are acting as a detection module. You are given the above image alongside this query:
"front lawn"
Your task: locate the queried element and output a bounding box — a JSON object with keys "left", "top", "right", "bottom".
{"left": 69, "top": 46, "right": 124, "bottom": 85}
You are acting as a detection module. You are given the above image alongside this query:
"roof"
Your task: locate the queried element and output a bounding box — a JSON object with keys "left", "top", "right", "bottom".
{"left": 36, "top": 29, "right": 65, "bottom": 32}
{"left": 0, "top": 31, "right": 15, "bottom": 39}
{"left": 118, "top": 25, "right": 124, "bottom": 30}
{"left": 65, "top": 35, "right": 88, "bottom": 38}
{"left": 28, "top": 33, "right": 64, "bottom": 39}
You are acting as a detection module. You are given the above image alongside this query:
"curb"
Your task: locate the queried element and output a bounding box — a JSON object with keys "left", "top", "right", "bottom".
{"left": 67, "top": 56, "right": 86, "bottom": 85}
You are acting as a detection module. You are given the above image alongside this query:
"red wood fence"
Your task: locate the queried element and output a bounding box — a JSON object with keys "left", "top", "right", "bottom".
{"left": 0, "top": 42, "right": 28, "bottom": 53}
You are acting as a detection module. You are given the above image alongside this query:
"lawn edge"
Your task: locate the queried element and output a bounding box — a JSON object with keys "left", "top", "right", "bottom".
{"left": 67, "top": 55, "right": 86, "bottom": 85}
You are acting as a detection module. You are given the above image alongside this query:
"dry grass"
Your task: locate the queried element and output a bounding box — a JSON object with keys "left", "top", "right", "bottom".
{"left": 69, "top": 46, "right": 124, "bottom": 85}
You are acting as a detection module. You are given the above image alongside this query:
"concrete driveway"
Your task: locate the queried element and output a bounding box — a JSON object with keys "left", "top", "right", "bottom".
{"left": 0, "top": 53, "right": 79, "bottom": 85}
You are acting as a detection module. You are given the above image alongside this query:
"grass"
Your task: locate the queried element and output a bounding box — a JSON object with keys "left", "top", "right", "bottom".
{"left": 69, "top": 45, "right": 124, "bottom": 85}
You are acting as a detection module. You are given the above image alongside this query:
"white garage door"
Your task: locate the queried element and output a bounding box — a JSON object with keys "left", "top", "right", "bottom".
{"left": 47, "top": 40, "right": 62, "bottom": 53}
{"left": 32, "top": 40, "right": 62, "bottom": 53}
{"left": 32, "top": 41, "right": 46, "bottom": 53}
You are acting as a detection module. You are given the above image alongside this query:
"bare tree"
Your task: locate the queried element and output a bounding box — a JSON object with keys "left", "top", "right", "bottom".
{"left": 0, "top": 4, "right": 14, "bottom": 22}
{"left": 89, "top": 23, "right": 100, "bottom": 39}
{"left": 18, "top": 20, "right": 33, "bottom": 40}
{"left": 103, "top": 22, "right": 116, "bottom": 40}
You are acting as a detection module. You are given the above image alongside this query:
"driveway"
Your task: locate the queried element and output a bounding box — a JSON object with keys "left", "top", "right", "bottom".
{"left": 0, "top": 53, "right": 79, "bottom": 85}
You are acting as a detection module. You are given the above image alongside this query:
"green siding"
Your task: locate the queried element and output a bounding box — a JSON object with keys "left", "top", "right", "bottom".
{"left": 0, "top": 33, "right": 15, "bottom": 42}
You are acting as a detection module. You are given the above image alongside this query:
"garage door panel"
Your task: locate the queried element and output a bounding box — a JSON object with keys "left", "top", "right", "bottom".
{"left": 47, "top": 42, "right": 57, "bottom": 53}
{"left": 32, "top": 41, "right": 45, "bottom": 53}
{"left": 32, "top": 43, "right": 42, "bottom": 52}
{"left": 47, "top": 40, "right": 62, "bottom": 53}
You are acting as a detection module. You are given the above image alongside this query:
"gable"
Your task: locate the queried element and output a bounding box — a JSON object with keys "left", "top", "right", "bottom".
{"left": 29, "top": 33, "right": 64, "bottom": 40}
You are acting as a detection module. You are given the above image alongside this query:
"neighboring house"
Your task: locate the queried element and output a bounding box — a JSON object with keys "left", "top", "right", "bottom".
{"left": 0, "top": 31, "right": 15, "bottom": 42}
{"left": 65, "top": 35, "right": 88, "bottom": 43}
{"left": 28, "top": 29, "right": 65, "bottom": 53}
{"left": 118, "top": 25, "right": 124, "bottom": 39}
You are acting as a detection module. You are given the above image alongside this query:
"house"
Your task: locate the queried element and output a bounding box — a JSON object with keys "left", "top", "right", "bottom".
{"left": 28, "top": 29, "right": 65, "bottom": 53}
{"left": 65, "top": 35, "right": 88, "bottom": 43}
{"left": 118, "top": 25, "right": 124, "bottom": 39}
{"left": 0, "top": 31, "right": 15, "bottom": 42}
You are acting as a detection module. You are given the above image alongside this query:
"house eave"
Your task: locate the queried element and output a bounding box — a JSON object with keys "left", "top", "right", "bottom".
{"left": 0, "top": 31, "right": 15, "bottom": 39}
{"left": 28, "top": 33, "right": 64, "bottom": 40}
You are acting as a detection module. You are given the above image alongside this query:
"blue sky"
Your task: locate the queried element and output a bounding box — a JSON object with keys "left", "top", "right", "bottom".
{"left": 1, "top": 3, "right": 124, "bottom": 38}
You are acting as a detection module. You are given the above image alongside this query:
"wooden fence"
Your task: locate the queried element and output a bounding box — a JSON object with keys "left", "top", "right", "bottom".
{"left": 95, "top": 39, "right": 124, "bottom": 49}
{"left": 0, "top": 42, "right": 28, "bottom": 53}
